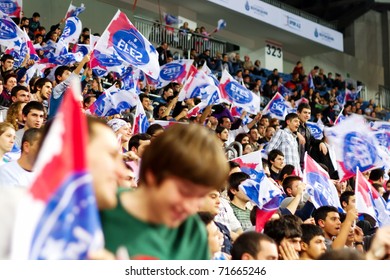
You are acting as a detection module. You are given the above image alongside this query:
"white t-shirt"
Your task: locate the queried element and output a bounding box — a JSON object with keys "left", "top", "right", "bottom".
{"left": 0, "top": 161, "right": 35, "bottom": 189}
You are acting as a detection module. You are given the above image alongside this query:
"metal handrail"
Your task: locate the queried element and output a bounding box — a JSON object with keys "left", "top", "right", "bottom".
{"left": 225, "top": 141, "right": 243, "bottom": 158}
{"left": 133, "top": 15, "right": 227, "bottom": 57}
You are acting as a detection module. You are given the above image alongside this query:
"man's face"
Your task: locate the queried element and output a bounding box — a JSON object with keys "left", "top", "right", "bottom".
{"left": 282, "top": 236, "right": 301, "bottom": 254}
{"left": 58, "top": 70, "right": 71, "bottom": 83}
{"left": 298, "top": 108, "right": 311, "bottom": 123}
{"left": 320, "top": 212, "right": 341, "bottom": 238}
{"left": 13, "top": 90, "right": 30, "bottom": 103}
{"left": 199, "top": 190, "right": 221, "bottom": 216}
{"left": 221, "top": 118, "right": 231, "bottom": 130}
{"left": 135, "top": 139, "right": 151, "bottom": 157}
{"left": 24, "top": 109, "right": 44, "bottom": 129}
{"left": 88, "top": 124, "right": 126, "bottom": 209}
{"left": 271, "top": 155, "right": 284, "bottom": 171}
{"left": 218, "top": 128, "right": 229, "bottom": 142}
{"left": 249, "top": 129, "right": 259, "bottom": 142}
{"left": 5, "top": 77, "right": 17, "bottom": 91}
{"left": 254, "top": 240, "right": 278, "bottom": 260}
{"left": 141, "top": 97, "right": 151, "bottom": 110}
{"left": 39, "top": 82, "right": 52, "bottom": 100}
{"left": 344, "top": 195, "right": 356, "bottom": 211}
{"left": 301, "top": 235, "right": 326, "bottom": 259}
{"left": 286, "top": 117, "right": 300, "bottom": 132}
{"left": 147, "top": 175, "right": 211, "bottom": 227}
{"left": 158, "top": 106, "right": 167, "bottom": 118}
{"left": 2, "top": 59, "right": 14, "bottom": 71}
{"left": 265, "top": 127, "right": 275, "bottom": 139}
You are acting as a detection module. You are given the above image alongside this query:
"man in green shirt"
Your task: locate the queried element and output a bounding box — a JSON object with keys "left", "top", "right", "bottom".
{"left": 101, "top": 124, "right": 230, "bottom": 259}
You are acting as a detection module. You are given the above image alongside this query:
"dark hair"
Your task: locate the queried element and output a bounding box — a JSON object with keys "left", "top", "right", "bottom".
{"left": 278, "top": 164, "right": 295, "bottom": 182}
{"left": 35, "top": 78, "right": 52, "bottom": 90}
{"left": 282, "top": 175, "right": 301, "bottom": 196}
{"left": 318, "top": 248, "right": 365, "bottom": 260}
{"left": 1, "top": 54, "right": 14, "bottom": 62}
{"left": 235, "top": 133, "right": 249, "bottom": 144}
{"left": 369, "top": 168, "right": 385, "bottom": 181}
{"left": 312, "top": 205, "right": 339, "bottom": 225}
{"left": 228, "top": 160, "right": 240, "bottom": 170}
{"left": 263, "top": 217, "right": 302, "bottom": 245}
{"left": 340, "top": 191, "right": 355, "bottom": 208}
{"left": 268, "top": 149, "right": 284, "bottom": 164}
{"left": 227, "top": 172, "right": 250, "bottom": 200}
{"left": 285, "top": 112, "right": 299, "bottom": 123}
{"left": 32, "top": 12, "right": 40, "bottom": 17}
{"left": 215, "top": 125, "right": 228, "bottom": 135}
{"left": 230, "top": 231, "right": 276, "bottom": 260}
{"left": 138, "top": 93, "right": 150, "bottom": 103}
{"left": 21, "top": 128, "right": 42, "bottom": 153}
{"left": 197, "top": 211, "right": 214, "bottom": 226}
{"left": 54, "top": 66, "right": 71, "bottom": 83}
{"left": 22, "top": 101, "right": 44, "bottom": 116}
{"left": 297, "top": 102, "right": 311, "bottom": 113}
{"left": 300, "top": 224, "right": 324, "bottom": 244}
{"left": 146, "top": 123, "right": 164, "bottom": 137}
{"left": 128, "top": 133, "right": 151, "bottom": 151}
{"left": 11, "top": 85, "right": 28, "bottom": 97}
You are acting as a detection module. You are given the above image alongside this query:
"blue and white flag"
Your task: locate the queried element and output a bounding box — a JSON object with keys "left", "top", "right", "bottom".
{"left": 261, "top": 92, "right": 292, "bottom": 120}
{"left": 59, "top": 16, "right": 82, "bottom": 45}
{"left": 355, "top": 168, "right": 390, "bottom": 227}
{"left": 163, "top": 13, "right": 179, "bottom": 25}
{"left": 11, "top": 84, "right": 103, "bottom": 260}
{"left": 0, "top": 10, "right": 25, "bottom": 48}
{"left": 133, "top": 98, "right": 150, "bottom": 135}
{"left": 219, "top": 69, "right": 260, "bottom": 115}
{"left": 216, "top": 19, "right": 227, "bottom": 31}
{"left": 90, "top": 84, "right": 138, "bottom": 117}
{"left": 65, "top": 2, "right": 85, "bottom": 19}
{"left": 239, "top": 174, "right": 283, "bottom": 232}
{"left": 94, "top": 10, "right": 160, "bottom": 79}
{"left": 0, "top": 0, "right": 22, "bottom": 18}
{"left": 324, "top": 114, "right": 384, "bottom": 181}
{"left": 303, "top": 153, "right": 343, "bottom": 211}
{"left": 306, "top": 121, "right": 324, "bottom": 140}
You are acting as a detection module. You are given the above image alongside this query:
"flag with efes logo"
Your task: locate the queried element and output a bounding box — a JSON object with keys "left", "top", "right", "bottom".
{"left": 10, "top": 83, "right": 103, "bottom": 260}
{"left": 93, "top": 10, "right": 160, "bottom": 79}
{"left": 0, "top": 0, "right": 22, "bottom": 18}
{"left": 219, "top": 69, "right": 260, "bottom": 115}
{"left": 261, "top": 92, "right": 292, "bottom": 120}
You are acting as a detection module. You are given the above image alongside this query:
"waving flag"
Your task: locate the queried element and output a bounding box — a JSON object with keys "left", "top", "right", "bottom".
{"left": 163, "top": 13, "right": 179, "bottom": 25}
{"left": 90, "top": 85, "right": 138, "bottom": 117}
{"left": 334, "top": 109, "right": 346, "bottom": 125}
{"left": 133, "top": 98, "right": 150, "bottom": 134}
{"left": 11, "top": 84, "right": 103, "bottom": 260}
{"left": 370, "top": 121, "right": 390, "bottom": 132}
{"left": 59, "top": 16, "right": 82, "bottom": 45}
{"left": 0, "top": 11, "right": 25, "bottom": 48}
{"left": 239, "top": 174, "right": 284, "bottom": 232}
{"left": 94, "top": 10, "right": 160, "bottom": 79}
{"left": 0, "top": 0, "right": 22, "bottom": 17}
{"left": 72, "top": 43, "right": 90, "bottom": 56}
{"left": 278, "top": 84, "right": 293, "bottom": 98}
{"left": 232, "top": 150, "right": 263, "bottom": 175}
{"left": 216, "top": 19, "right": 227, "bottom": 31}
{"left": 219, "top": 69, "right": 260, "bottom": 115}
{"left": 303, "top": 153, "right": 343, "bottom": 211}
{"left": 355, "top": 168, "right": 390, "bottom": 227}
{"left": 178, "top": 66, "right": 221, "bottom": 105}
{"left": 262, "top": 92, "right": 291, "bottom": 120}
{"left": 90, "top": 49, "right": 129, "bottom": 77}
{"left": 157, "top": 59, "right": 193, "bottom": 88}
{"left": 150, "top": 120, "right": 183, "bottom": 129}
{"left": 336, "top": 90, "right": 346, "bottom": 108}
{"left": 65, "top": 2, "right": 86, "bottom": 19}
{"left": 306, "top": 121, "right": 324, "bottom": 140}
{"left": 324, "top": 114, "right": 384, "bottom": 181}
